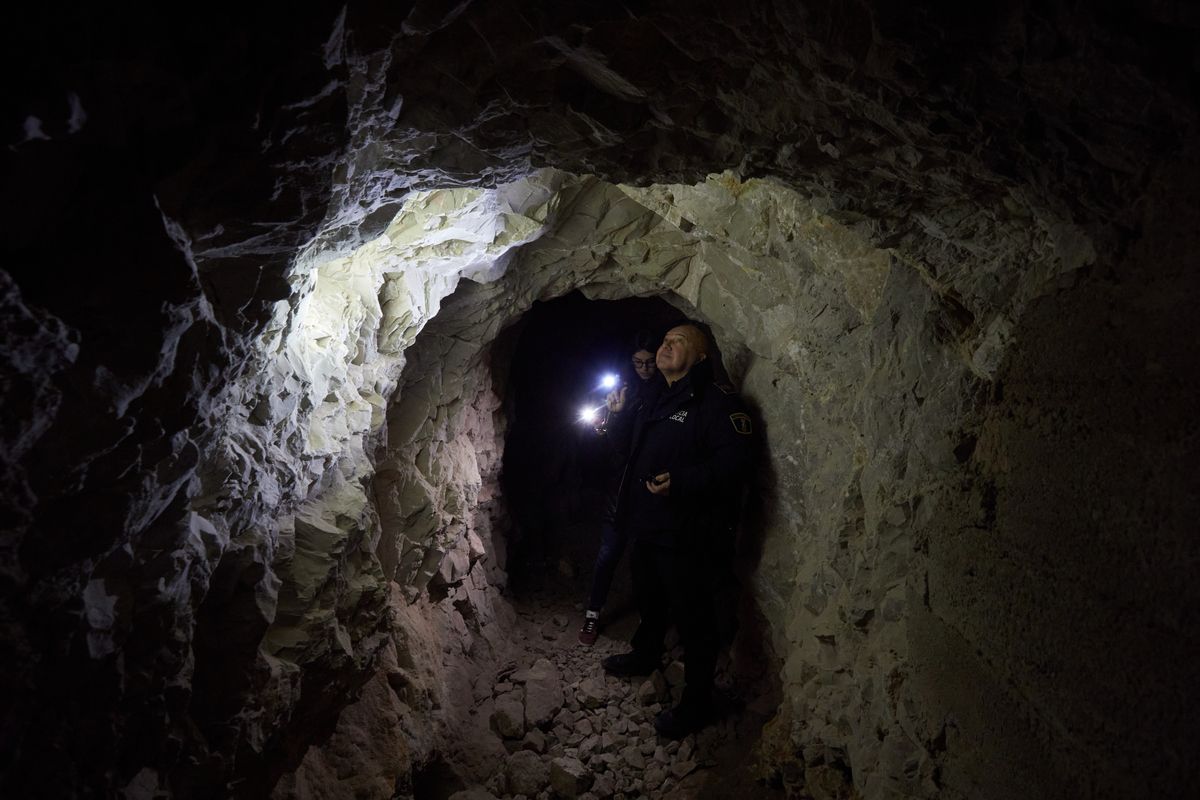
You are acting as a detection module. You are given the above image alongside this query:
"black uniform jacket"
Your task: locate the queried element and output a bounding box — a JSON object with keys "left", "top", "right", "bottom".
{"left": 608, "top": 360, "right": 755, "bottom": 547}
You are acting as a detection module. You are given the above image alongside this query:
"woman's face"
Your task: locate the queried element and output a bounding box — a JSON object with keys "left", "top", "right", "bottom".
{"left": 632, "top": 349, "right": 657, "bottom": 382}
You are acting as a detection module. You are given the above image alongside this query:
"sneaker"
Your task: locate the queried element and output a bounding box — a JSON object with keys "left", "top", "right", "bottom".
{"left": 653, "top": 702, "right": 710, "bottom": 740}
{"left": 578, "top": 615, "right": 599, "bottom": 646}
{"left": 601, "top": 651, "right": 659, "bottom": 677}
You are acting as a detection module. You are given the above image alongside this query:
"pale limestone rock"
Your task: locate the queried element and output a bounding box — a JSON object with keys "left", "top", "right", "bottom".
{"left": 575, "top": 676, "right": 607, "bottom": 710}
{"left": 521, "top": 658, "right": 565, "bottom": 729}
{"left": 5, "top": 6, "right": 1191, "bottom": 797}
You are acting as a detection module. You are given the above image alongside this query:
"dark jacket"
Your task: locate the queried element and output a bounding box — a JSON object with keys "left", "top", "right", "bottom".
{"left": 608, "top": 360, "right": 755, "bottom": 547}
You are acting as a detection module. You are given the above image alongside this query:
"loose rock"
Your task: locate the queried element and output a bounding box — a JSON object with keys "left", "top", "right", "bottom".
{"left": 523, "top": 658, "right": 565, "bottom": 728}
{"left": 491, "top": 691, "right": 526, "bottom": 739}
{"left": 549, "top": 756, "right": 594, "bottom": 798}
{"left": 506, "top": 749, "right": 550, "bottom": 796}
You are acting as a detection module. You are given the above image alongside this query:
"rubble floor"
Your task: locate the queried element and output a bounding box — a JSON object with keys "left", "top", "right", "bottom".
{"left": 448, "top": 523, "right": 786, "bottom": 800}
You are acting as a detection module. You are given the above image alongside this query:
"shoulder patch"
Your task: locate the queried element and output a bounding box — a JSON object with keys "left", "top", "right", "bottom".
{"left": 729, "top": 412, "right": 752, "bottom": 435}
{"left": 715, "top": 383, "right": 736, "bottom": 395}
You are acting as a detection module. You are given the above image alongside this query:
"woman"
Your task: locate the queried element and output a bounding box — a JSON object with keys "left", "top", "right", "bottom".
{"left": 578, "top": 331, "right": 660, "bottom": 645}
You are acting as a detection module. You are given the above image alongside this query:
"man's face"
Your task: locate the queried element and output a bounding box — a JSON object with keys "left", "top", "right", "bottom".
{"left": 656, "top": 325, "right": 707, "bottom": 381}
{"left": 631, "top": 349, "right": 657, "bottom": 382}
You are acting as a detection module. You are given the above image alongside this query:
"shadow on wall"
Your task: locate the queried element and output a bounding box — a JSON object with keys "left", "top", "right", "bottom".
{"left": 730, "top": 395, "right": 782, "bottom": 686}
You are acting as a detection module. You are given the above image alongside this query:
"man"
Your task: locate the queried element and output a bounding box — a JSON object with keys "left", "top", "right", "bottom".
{"left": 599, "top": 320, "right": 756, "bottom": 739}
{"left": 579, "top": 332, "right": 659, "bottom": 646}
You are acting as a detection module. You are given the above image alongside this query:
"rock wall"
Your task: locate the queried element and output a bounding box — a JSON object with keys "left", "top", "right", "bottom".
{"left": 3, "top": 2, "right": 1197, "bottom": 798}
{"left": 913, "top": 150, "right": 1200, "bottom": 799}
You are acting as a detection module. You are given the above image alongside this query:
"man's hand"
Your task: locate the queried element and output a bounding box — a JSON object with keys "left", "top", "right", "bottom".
{"left": 645, "top": 472, "right": 671, "bottom": 496}
{"left": 606, "top": 385, "right": 628, "bottom": 413}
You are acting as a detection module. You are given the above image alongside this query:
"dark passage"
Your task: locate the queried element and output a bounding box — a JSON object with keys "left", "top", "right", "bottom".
{"left": 497, "top": 290, "right": 681, "bottom": 590}
{"left": 482, "top": 291, "right": 785, "bottom": 799}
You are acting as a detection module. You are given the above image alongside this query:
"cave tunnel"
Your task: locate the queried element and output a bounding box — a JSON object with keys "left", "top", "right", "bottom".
{"left": 497, "top": 291, "right": 688, "bottom": 584}
{"left": 2, "top": 2, "right": 1198, "bottom": 799}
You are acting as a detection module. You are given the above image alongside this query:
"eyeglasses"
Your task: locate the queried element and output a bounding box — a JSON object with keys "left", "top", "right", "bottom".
{"left": 631, "top": 358, "right": 656, "bottom": 368}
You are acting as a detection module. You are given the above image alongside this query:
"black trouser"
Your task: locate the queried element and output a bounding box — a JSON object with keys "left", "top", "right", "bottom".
{"left": 629, "top": 537, "right": 719, "bottom": 708}
{"left": 586, "top": 516, "right": 628, "bottom": 611}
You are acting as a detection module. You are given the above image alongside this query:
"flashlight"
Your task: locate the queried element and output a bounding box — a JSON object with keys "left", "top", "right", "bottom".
{"left": 579, "top": 404, "right": 603, "bottom": 423}
{"left": 579, "top": 372, "right": 621, "bottom": 425}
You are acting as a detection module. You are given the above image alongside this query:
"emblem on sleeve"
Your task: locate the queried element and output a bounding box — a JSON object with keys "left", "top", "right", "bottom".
{"left": 729, "top": 412, "right": 752, "bottom": 435}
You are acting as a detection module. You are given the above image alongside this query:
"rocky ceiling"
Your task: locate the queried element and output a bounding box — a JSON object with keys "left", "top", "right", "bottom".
{"left": 2, "top": 1, "right": 1197, "bottom": 799}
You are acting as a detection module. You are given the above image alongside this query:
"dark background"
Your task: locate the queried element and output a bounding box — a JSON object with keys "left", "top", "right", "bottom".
{"left": 497, "top": 291, "right": 681, "bottom": 582}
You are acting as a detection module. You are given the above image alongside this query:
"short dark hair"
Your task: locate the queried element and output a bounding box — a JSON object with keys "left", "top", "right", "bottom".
{"left": 631, "top": 329, "right": 657, "bottom": 354}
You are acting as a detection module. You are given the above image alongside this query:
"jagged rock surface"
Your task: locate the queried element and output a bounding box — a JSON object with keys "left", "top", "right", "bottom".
{"left": 279, "top": 574, "right": 778, "bottom": 800}
{"left": 2, "top": 2, "right": 1197, "bottom": 799}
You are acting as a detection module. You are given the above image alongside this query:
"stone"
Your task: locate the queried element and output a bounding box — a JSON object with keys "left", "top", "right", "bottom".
{"left": 598, "top": 732, "right": 621, "bottom": 753}
{"left": 644, "top": 767, "right": 668, "bottom": 792}
{"left": 491, "top": 691, "right": 526, "bottom": 739}
{"left": 432, "top": 545, "right": 471, "bottom": 587}
{"left": 523, "top": 658, "right": 565, "bottom": 729}
{"left": 549, "top": 756, "right": 594, "bottom": 798}
{"left": 506, "top": 750, "right": 550, "bottom": 797}
{"left": 619, "top": 745, "right": 646, "bottom": 770}
{"left": 576, "top": 676, "right": 607, "bottom": 709}
{"left": 636, "top": 672, "right": 669, "bottom": 705}
{"left": 3, "top": 5, "right": 1195, "bottom": 800}
{"left": 592, "top": 773, "right": 616, "bottom": 798}
{"left": 522, "top": 729, "right": 547, "bottom": 754}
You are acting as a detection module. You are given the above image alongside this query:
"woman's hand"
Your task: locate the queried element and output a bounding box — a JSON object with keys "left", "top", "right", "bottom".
{"left": 606, "top": 385, "right": 628, "bottom": 413}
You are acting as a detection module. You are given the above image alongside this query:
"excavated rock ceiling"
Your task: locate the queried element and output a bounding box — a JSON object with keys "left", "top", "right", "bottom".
{"left": 2, "top": 1, "right": 1197, "bottom": 798}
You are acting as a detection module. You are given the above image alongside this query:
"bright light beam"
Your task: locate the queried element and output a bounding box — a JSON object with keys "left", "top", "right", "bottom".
{"left": 579, "top": 404, "right": 606, "bottom": 423}
{"left": 599, "top": 373, "right": 618, "bottom": 390}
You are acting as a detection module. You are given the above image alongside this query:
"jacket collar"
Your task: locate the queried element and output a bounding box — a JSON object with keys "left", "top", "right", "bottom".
{"left": 649, "top": 359, "right": 713, "bottom": 415}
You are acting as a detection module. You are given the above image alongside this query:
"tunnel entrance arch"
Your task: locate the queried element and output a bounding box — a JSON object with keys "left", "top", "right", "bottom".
{"left": 256, "top": 168, "right": 948, "bottom": 798}
{"left": 348, "top": 270, "right": 786, "bottom": 798}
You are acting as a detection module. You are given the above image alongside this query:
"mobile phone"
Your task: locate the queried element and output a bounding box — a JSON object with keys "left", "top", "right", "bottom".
{"left": 639, "top": 474, "right": 666, "bottom": 485}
